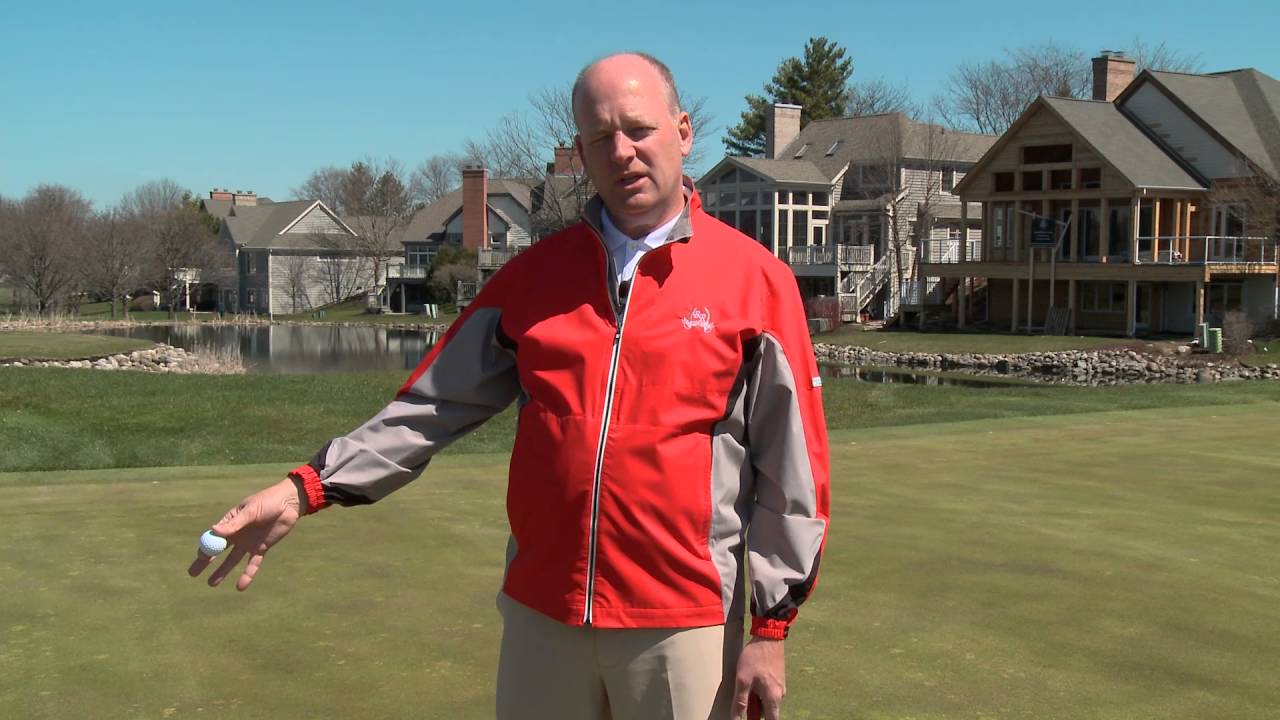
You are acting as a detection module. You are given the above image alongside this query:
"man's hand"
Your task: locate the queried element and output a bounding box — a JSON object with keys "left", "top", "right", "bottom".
{"left": 187, "top": 477, "right": 303, "bottom": 591}
{"left": 732, "top": 637, "right": 786, "bottom": 719}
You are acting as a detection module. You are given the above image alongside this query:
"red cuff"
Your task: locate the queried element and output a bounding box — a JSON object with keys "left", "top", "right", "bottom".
{"left": 750, "top": 617, "right": 790, "bottom": 640}
{"left": 289, "top": 464, "right": 329, "bottom": 515}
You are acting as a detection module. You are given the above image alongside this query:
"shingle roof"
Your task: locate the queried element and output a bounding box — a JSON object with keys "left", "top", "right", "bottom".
{"left": 224, "top": 200, "right": 360, "bottom": 250}
{"left": 1146, "top": 69, "right": 1280, "bottom": 181}
{"left": 400, "top": 178, "right": 537, "bottom": 243}
{"left": 777, "top": 113, "right": 996, "bottom": 179}
{"left": 1041, "top": 96, "right": 1205, "bottom": 190}
{"left": 731, "top": 157, "right": 831, "bottom": 184}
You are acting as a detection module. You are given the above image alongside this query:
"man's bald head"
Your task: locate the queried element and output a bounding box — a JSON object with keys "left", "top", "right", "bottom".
{"left": 571, "top": 52, "right": 681, "bottom": 129}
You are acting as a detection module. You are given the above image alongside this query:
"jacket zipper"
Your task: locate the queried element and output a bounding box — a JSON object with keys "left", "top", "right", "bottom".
{"left": 582, "top": 232, "right": 647, "bottom": 626}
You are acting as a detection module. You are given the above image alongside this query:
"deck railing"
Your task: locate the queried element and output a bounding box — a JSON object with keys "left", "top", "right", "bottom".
{"left": 922, "top": 238, "right": 983, "bottom": 263}
{"left": 386, "top": 265, "right": 428, "bottom": 279}
{"left": 787, "top": 244, "right": 875, "bottom": 266}
{"left": 1135, "top": 236, "right": 1276, "bottom": 265}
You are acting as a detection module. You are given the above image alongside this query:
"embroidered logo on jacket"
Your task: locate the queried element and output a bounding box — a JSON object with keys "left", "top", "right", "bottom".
{"left": 680, "top": 307, "right": 715, "bottom": 333}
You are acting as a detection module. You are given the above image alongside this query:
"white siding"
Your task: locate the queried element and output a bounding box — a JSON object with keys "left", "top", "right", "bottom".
{"left": 1123, "top": 83, "right": 1252, "bottom": 181}
{"left": 267, "top": 252, "right": 376, "bottom": 314}
{"left": 491, "top": 195, "right": 534, "bottom": 246}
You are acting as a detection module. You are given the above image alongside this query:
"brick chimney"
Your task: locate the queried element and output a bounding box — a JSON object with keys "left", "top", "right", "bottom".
{"left": 209, "top": 188, "right": 233, "bottom": 202}
{"left": 551, "top": 146, "right": 583, "bottom": 175}
{"left": 232, "top": 190, "right": 258, "bottom": 206}
{"left": 1092, "top": 51, "right": 1136, "bottom": 102}
{"left": 765, "top": 103, "right": 802, "bottom": 159}
{"left": 461, "top": 165, "right": 489, "bottom": 250}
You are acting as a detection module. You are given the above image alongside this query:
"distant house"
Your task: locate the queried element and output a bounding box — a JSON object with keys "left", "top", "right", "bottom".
{"left": 698, "top": 110, "right": 995, "bottom": 321}
{"left": 936, "top": 53, "right": 1280, "bottom": 336}
{"left": 219, "top": 198, "right": 400, "bottom": 315}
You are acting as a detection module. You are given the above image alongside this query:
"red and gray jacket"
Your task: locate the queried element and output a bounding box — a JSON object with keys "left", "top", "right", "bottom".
{"left": 290, "top": 183, "right": 830, "bottom": 640}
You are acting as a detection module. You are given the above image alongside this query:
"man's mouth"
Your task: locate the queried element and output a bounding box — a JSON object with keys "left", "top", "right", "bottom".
{"left": 617, "top": 173, "right": 646, "bottom": 190}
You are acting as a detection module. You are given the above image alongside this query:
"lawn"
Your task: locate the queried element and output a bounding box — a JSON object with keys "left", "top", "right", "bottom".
{"left": 7, "top": 367, "right": 1280, "bottom": 473}
{"left": 0, "top": 331, "right": 154, "bottom": 360}
{"left": 278, "top": 297, "right": 459, "bottom": 326}
{"left": 2, "top": 404, "right": 1278, "bottom": 718}
{"left": 818, "top": 327, "right": 1136, "bottom": 354}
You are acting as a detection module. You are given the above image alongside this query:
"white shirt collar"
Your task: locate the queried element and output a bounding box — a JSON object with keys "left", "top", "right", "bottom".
{"left": 600, "top": 207, "right": 682, "bottom": 255}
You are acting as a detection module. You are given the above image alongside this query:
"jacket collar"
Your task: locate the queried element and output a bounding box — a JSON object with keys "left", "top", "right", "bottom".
{"left": 582, "top": 176, "right": 699, "bottom": 246}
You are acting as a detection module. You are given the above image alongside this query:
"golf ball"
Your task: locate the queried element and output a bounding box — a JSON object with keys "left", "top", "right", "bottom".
{"left": 198, "top": 530, "right": 228, "bottom": 556}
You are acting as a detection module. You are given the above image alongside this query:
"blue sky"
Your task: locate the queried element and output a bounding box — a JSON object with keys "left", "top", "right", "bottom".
{"left": 3, "top": 0, "right": 1277, "bottom": 208}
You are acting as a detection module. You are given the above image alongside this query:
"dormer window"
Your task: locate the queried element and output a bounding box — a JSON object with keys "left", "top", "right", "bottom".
{"left": 825, "top": 140, "right": 842, "bottom": 156}
{"left": 793, "top": 144, "right": 811, "bottom": 158}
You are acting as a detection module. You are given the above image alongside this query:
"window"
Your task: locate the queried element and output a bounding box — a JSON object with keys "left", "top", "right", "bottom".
{"left": 942, "top": 168, "right": 955, "bottom": 193}
{"left": 1050, "top": 169, "right": 1072, "bottom": 190}
{"left": 992, "top": 205, "right": 1008, "bottom": 247}
{"left": 777, "top": 191, "right": 790, "bottom": 204}
{"left": 1080, "top": 282, "right": 1125, "bottom": 312}
{"left": 490, "top": 231, "right": 508, "bottom": 247}
{"left": 813, "top": 225, "right": 825, "bottom": 245}
{"left": 1207, "top": 282, "right": 1243, "bottom": 316}
{"left": 793, "top": 192, "right": 809, "bottom": 205}
{"left": 720, "top": 168, "right": 739, "bottom": 184}
{"left": 1078, "top": 205, "right": 1101, "bottom": 259}
{"left": 720, "top": 192, "right": 737, "bottom": 206}
{"left": 739, "top": 191, "right": 757, "bottom": 207}
{"left": 407, "top": 245, "right": 433, "bottom": 268}
{"left": 246, "top": 288, "right": 257, "bottom": 307}
{"left": 813, "top": 210, "right": 829, "bottom": 221}
{"left": 1079, "top": 168, "right": 1102, "bottom": 189}
{"left": 811, "top": 191, "right": 828, "bottom": 206}
{"left": 739, "top": 210, "right": 757, "bottom": 240}
{"left": 1022, "top": 171, "right": 1043, "bottom": 192}
{"left": 792, "top": 210, "right": 808, "bottom": 246}
{"left": 1108, "top": 204, "right": 1131, "bottom": 260}
{"left": 948, "top": 225, "right": 963, "bottom": 241}
{"left": 703, "top": 191, "right": 717, "bottom": 208}
{"left": 793, "top": 144, "right": 810, "bottom": 158}
{"left": 825, "top": 140, "right": 842, "bottom": 156}
{"left": 994, "top": 172, "right": 1015, "bottom": 192}
{"left": 760, "top": 212, "right": 773, "bottom": 248}
{"left": 1022, "top": 144, "right": 1073, "bottom": 164}
{"left": 718, "top": 211, "right": 736, "bottom": 226}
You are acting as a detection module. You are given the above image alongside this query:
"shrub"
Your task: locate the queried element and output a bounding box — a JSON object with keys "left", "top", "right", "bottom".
{"left": 805, "top": 295, "right": 841, "bottom": 329}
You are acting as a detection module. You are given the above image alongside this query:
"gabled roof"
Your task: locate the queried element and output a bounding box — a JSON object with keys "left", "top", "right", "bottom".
{"left": 224, "top": 200, "right": 361, "bottom": 250}
{"left": 954, "top": 96, "right": 1205, "bottom": 194}
{"left": 1136, "top": 68, "right": 1280, "bottom": 181}
{"left": 400, "top": 178, "right": 535, "bottom": 244}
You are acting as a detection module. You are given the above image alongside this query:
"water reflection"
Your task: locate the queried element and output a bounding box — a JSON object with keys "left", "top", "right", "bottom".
{"left": 819, "top": 363, "right": 1023, "bottom": 388}
{"left": 96, "top": 324, "right": 440, "bottom": 374}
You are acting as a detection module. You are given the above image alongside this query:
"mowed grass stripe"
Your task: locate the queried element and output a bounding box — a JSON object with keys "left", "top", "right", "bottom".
{"left": 3, "top": 406, "right": 1279, "bottom": 718}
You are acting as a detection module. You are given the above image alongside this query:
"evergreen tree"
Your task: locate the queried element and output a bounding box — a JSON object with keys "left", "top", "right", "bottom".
{"left": 723, "top": 37, "right": 854, "bottom": 156}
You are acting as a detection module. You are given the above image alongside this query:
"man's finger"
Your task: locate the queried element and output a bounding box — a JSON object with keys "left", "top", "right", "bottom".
{"left": 762, "top": 692, "right": 781, "bottom": 720}
{"left": 207, "top": 547, "right": 247, "bottom": 587}
{"left": 236, "top": 553, "right": 267, "bottom": 591}
{"left": 212, "top": 501, "right": 256, "bottom": 538}
{"left": 732, "top": 676, "right": 751, "bottom": 719}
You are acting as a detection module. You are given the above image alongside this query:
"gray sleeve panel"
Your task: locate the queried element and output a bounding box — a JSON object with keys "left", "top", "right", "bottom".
{"left": 316, "top": 307, "right": 519, "bottom": 504}
{"left": 744, "top": 332, "right": 827, "bottom": 618}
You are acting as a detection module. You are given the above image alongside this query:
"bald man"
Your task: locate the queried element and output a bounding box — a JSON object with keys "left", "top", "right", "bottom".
{"left": 190, "top": 52, "right": 830, "bottom": 720}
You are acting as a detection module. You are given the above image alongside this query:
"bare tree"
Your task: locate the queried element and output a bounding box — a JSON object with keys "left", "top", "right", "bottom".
{"left": 293, "top": 166, "right": 347, "bottom": 210}
{"left": 0, "top": 185, "right": 91, "bottom": 315}
{"left": 410, "top": 154, "right": 463, "bottom": 205}
{"left": 939, "top": 42, "right": 1091, "bottom": 134}
{"left": 308, "top": 246, "right": 369, "bottom": 306}
{"left": 279, "top": 254, "right": 314, "bottom": 314}
{"left": 122, "top": 181, "right": 219, "bottom": 318}
{"left": 846, "top": 78, "right": 919, "bottom": 118}
{"left": 81, "top": 208, "right": 146, "bottom": 319}
{"left": 1128, "top": 38, "right": 1204, "bottom": 74}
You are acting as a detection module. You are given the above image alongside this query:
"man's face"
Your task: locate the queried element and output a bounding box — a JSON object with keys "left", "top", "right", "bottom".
{"left": 573, "top": 56, "right": 693, "bottom": 237}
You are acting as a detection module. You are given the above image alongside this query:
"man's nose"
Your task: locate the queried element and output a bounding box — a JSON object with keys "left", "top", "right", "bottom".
{"left": 608, "top": 132, "right": 636, "bottom": 164}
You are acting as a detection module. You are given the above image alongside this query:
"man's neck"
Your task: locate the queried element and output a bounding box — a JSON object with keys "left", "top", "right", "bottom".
{"left": 610, "top": 204, "right": 684, "bottom": 241}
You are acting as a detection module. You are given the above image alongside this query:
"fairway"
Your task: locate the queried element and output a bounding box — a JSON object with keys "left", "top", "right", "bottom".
{"left": 2, "top": 404, "right": 1279, "bottom": 718}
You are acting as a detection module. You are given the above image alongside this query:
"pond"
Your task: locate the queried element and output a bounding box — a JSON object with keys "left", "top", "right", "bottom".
{"left": 95, "top": 324, "right": 441, "bottom": 374}
{"left": 94, "top": 325, "right": 1028, "bottom": 387}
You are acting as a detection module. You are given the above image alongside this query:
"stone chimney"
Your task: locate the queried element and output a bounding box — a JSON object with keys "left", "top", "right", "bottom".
{"left": 765, "top": 103, "right": 802, "bottom": 159}
{"left": 461, "top": 165, "right": 489, "bottom": 250}
{"left": 550, "top": 146, "right": 583, "bottom": 175}
{"left": 1092, "top": 51, "right": 1136, "bottom": 102}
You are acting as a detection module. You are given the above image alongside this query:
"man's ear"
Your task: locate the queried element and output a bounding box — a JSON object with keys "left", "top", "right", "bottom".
{"left": 574, "top": 134, "right": 586, "bottom": 163}
{"left": 677, "top": 111, "right": 693, "bottom": 158}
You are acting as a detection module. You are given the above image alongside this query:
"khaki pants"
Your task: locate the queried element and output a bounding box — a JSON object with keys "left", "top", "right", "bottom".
{"left": 496, "top": 593, "right": 743, "bottom": 720}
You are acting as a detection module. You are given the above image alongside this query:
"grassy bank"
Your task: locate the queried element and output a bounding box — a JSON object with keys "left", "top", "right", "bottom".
{"left": 818, "top": 327, "right": 1136, "bottom": 353}
{"left": 279, "top": 297, "right": 460, "bottom": 326}
{"left": 2, "top": 405, "right": 1278, "bottom": 718}
{"left": 4, "top": 367, "right": 1280, "bottom": 473}
{"left": 0, "top": 332, "right": 154, "bottom": 360}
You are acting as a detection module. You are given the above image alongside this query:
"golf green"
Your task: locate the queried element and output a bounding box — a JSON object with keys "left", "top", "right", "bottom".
{"left": 2, "top": 404, "right": 1278, "bottom": 718}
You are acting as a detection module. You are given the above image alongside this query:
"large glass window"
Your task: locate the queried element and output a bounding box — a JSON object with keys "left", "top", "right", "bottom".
{"left": 792, "top": 210, "right": 809, "bottom": 247}
{"left": 812, "top": 191, "right": 828, "bottom": 206}
{"left": 1108, "top": 204, "right": 1132, "bottom": 261}
{"left": 1022, "top": 144, "right": 1073, "bottom": 164}
{"left": 1079, "top": 205, "right": 1101, "bottom": 259}
{"left": 994, "top": 172, "right": 1015, "bottom": 193}
{"left": 739, "top": 211, "right": 757, "bottom": 241}
{"left": 992, "top": 204, "right": 1008, "bottom": 248}
{"left": 760, "top": 212, "right": 773, "bottom": 248}
{"left": 1079, "top": 168, "right": 1102, "bottom": 189}
{"left": 1080, "top": 281, "right": 1125, "bottom": 312}
{"left": 1022, "top": 171, "right": 1043, "bottom": 192}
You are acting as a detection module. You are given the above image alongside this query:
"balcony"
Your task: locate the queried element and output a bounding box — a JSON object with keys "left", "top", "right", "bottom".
{"left": 921, "top": 238, "right": 983, "bottom": 263}
{"left": 787, "top": 244, "right": 875, "bottom": 268}
{"left": 1135, "top": 236, "right": 1277, "bottom": 265}
{"left": 479, "top": 247, "right": 526, "bottom": 268}
{"left": 386, "top": 265, "right": 428, "bottom": 280}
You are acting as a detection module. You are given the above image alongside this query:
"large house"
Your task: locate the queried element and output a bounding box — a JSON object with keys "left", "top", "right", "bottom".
{"left": 698, "top": 109, "right": 996, "bottom": 320}
{"left": 217, "top": 196, "right": 398, "bottom": 315}
{"left": 931, "top": 52, "right": 1280, "bottom": 336}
